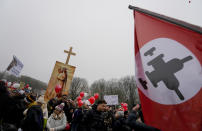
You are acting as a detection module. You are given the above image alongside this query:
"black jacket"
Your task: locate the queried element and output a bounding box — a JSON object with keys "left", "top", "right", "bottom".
{"left": 82, "top": 104, "right": 107, "bottom": 131}
{"left": 71, "top": 108, "right": 84, "bottom": 131}
{"left": 72, "top": 108, "right": 83, "bottom": 124}
{"left": 0, "top": 92, "right": 24, "bottom": 128}
{"left": 127, "top": 111, "right": 160, "bottom": 131}
{"left": 112, "top": 117, "right": 131, "bottom": 131}
{"left": 47, "top": 98, "right": 58, "bottom": 117}
{"left": 22, "top": 105, "right": 44, "bottom": 131}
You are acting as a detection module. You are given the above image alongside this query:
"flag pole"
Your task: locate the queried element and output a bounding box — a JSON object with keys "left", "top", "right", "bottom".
{"left": 128, "top": 5, "right": 202, "bottom": 34}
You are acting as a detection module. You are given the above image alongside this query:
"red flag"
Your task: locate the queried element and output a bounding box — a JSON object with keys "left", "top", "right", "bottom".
{"left": 132, "top": 6, "right": 202, "bottom": 131}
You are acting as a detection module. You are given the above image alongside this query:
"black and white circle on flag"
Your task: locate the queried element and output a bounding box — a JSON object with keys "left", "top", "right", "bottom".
{"left": 136, "top": 38, "right": 202, "bottom": 105}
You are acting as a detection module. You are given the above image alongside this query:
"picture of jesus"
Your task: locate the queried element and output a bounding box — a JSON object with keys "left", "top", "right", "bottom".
{"left": 56, "top": 67, "right": 68, "bottom": 96}
{"left": 44, "top": 61, "right": 76, "bottom": 101}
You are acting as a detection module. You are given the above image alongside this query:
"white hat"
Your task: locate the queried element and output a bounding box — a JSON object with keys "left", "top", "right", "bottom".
{"left": 13, "top": 83, "right": 20, "bottom": 88}
{"left": 19, "top": 90, "right": 25, "bottom": 95}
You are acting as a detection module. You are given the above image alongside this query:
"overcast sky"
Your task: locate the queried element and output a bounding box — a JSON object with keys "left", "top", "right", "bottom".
{"left": 0, "top": 0, "right": 201, "bottom": 84}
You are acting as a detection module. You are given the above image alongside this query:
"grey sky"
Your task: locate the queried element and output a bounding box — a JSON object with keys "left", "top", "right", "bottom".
{"left": 0, "top": 0, "right": 201, "bottom": 84}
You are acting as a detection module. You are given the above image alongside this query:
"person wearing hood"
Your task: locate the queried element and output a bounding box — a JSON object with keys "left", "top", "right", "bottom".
{"left": 82, "top": 100, "right": 107, "bottom": 131}
{"left": 46, "top": 103, "right": 67, "bottom": 131}
{"left": 21, "top": 94, "right": 44, "bottom": 131}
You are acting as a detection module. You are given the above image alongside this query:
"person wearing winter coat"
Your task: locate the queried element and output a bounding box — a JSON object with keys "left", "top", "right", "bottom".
{"left": 127, "top": 106, "right": 161, "bottom": 131}
{"left": 47, "top": 98, "right": 58, "bottom": 117}
{"left": 71, "top": 107, "right": 83, "bottom": 131}
{"left": 112, "top": 111, "right": 131, "bottom": 131}
{"left": 21, "top": 94, "right": 44, "bottom": 131}
{"left": 57, "top": 95, "right": 76, "bottom": 123}
{"left": 82, "top": 100, "right": 107, "bottom": 131}
{"left": 37, "top": 96, "right": 48, "bottom": 120}
{"left": 36, "top": 95, "right": 49, "bottom": 131}
{"left": 103, "top": 106, "right": 114, "bottom": 131}
{"left": 71, "top": 102, "right": 91, "bottom": 131}
{"left": 46, "top": 103, "right": 67, "bottom": 131}
{"left": 0, "top": 81, "right": 19, "bottom": 130}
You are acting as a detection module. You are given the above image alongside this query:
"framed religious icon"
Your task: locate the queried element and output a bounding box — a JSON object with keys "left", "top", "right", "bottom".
{"left": 44, "top": 61, "right": 76, "bottom": 101}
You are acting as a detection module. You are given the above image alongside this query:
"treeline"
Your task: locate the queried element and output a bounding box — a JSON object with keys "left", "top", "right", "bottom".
{"left": 0, "top": 71, "right": 47, "bottom": 94}
{"left": 0, "top": 71, "right": 139, "bottom": 109}
{"left": 69, "top": 76, "right": 139, "bottom": 110}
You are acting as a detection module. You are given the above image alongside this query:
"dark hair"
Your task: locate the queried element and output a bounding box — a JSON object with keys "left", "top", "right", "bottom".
{"left": 124, "top": 111, "right": 129, "bottom": 115}
{"left": 97, "top": 100, "right": 107, "bottom": 105}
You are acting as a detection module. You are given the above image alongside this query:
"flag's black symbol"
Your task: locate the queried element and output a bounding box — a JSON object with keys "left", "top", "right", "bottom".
{"left": 138, "top": 78, "right": 148, "bottom": 90}
{"left": 145, "top": 47, "right": 193, "bottom": 100}
{"left": 144, "top": 47, "right": 156, "bottom": 56}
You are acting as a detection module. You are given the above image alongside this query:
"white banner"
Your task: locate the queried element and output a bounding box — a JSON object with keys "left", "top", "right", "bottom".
{"left": 6, "top": 56, "right": 24, "bottom": 76}
{"left": 104, "top": 95, "right": 118, "bottom": 105}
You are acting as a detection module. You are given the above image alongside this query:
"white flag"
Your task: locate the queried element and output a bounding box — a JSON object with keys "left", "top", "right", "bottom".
{"left": 6, "top": 56, "right": 24, "bottom": 76}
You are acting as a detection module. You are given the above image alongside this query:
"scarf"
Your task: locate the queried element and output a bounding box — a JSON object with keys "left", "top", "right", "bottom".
{"left": 52, "top": 112, "right": 64, "bottom": 120}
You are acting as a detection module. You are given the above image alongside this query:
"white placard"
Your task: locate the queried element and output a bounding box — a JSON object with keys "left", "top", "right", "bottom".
{"left": 104, "top": 95, "right": 118, "bottom": 105}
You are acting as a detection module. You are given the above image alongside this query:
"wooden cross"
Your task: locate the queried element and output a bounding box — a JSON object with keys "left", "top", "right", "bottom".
{"left": 64, "top": 47, "right": 76, "bottom": 65}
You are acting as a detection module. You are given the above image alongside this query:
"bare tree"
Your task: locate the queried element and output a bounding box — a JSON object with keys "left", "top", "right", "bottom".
{"left": 118, "top": 76, "right": 139, "bottom": 109}
{"left": 89, "top": 76, "right": 139, "bottom": 109}
{"left": 69, "top": 77, "right": 89, "bottom": 100}
{"left": 90, "top": 79, "right": 106, "bottom": 100}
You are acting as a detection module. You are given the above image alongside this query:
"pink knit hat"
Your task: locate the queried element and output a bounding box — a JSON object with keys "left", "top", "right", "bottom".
{"left": 55, "top": 103, "right": 64, "bottom": 111}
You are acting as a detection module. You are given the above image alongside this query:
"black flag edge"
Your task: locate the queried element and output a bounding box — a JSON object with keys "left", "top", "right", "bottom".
{"left": 129, "top": 5, "right": 202, "bottom": 34}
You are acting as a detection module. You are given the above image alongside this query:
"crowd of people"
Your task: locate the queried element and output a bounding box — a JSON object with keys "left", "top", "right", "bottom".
{"left": 0, "top": 80, "right": 161, "bottom": 131}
